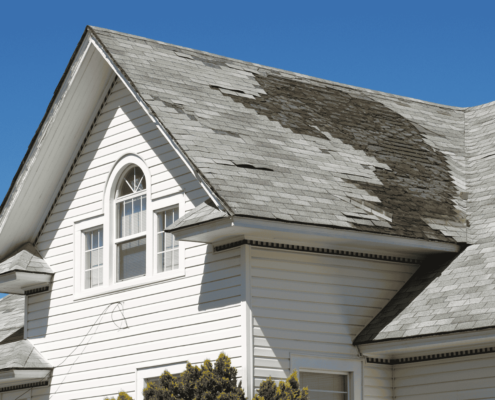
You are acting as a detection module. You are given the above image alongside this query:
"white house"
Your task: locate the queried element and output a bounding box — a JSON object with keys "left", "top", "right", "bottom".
{"left": 1, "top": 26, "right": 494, "bottom": 400}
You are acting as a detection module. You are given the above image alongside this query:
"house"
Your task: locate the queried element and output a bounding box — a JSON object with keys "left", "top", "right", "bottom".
{"left": 0, "top": 25, "right": 494, "bottom": 400}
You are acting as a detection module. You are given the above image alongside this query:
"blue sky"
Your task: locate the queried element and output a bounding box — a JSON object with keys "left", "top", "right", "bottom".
{"left": 1, "top": 0, "right": 495, "bottom": 298}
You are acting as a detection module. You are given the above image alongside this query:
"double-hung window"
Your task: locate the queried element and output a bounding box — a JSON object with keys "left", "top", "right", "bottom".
{"left": 300, "top": 372, "right": 348, "bottom": 400}
{"left": 115, "top": 166, "right": 147, "bottom": 281}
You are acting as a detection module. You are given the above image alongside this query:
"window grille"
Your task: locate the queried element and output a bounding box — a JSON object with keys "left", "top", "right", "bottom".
{"left": 157, "top": 207, "right": 179, "bottom": 272}
{"left": 300, "top": 372, "right": 348, "bottom": 400}
{"left": 85, "top": 228, "right": 103, "bottom": 289}
{"left": 115, "top": 165, "right": 147, "bottom": 281}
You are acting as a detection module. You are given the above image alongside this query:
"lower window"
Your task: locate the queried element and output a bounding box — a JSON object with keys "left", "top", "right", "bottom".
{"left": 300, "top": 372, "right": 348, "bottom": 400}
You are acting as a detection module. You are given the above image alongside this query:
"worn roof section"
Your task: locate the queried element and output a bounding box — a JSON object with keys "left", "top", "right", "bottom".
{"left": 0, "top": 243, "right": 53, "bottom": 276}
{"left": 89, "top": 26, "right": 467, "bottom": 244}
{"left": 168, "top": 199, "right": 229, "bottom": 232}
{"left": 355, "top": 101, "right": 495, "bottom": 343}
{"left": 0, "top": 295, "right": 52, "bottom": 371}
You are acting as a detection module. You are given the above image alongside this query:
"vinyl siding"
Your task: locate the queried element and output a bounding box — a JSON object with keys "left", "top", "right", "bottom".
{"left": 250, "top": 247, "right": 418, "bottom": 391}
{"left": 27, "top": 80, "right": 242, "bottom": 400}
{"left": 394, "top": 354, "right": 495, "bottom": 400}
{"left": 364, "top": 363, "right": 394, "bottom": 400}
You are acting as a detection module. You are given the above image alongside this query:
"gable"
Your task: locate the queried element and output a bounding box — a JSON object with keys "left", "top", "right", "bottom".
{"left": 35, "top": 78, "right": 208, "bottom": 262}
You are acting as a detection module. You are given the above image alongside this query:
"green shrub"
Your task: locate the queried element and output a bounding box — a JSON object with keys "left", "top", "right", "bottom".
{"left": 104, "top": 392, "right": 134, "bottom": 400}
{"left": 253, "top": 371, "right": 308, "bottom": 400}
{"left": 143, "top": 352, "right": 245, "bottom": 400}
{"left": 103, "top": 353, "right": 308, "bottom": 400}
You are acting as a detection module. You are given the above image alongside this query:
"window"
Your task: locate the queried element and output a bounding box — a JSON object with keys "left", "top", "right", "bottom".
{"left": 156, "top": 207, "right": 179, "bottom": 272}
{"left": 291, "top": 353, "right": 363, "bottom": 400}
{"left": 136, "top": 362, "right": 186, "bottom": 400}
{"left": 300, "top": 372, "right": 348, "bottom": 400}
{"left": 84, "top": 228, "right": 103, "bottom": 289}
{"left": 115, "top": 166, "right": 147, "bottom": 281}
{"left": 73, "top": 155, "right": 186, "bottom": 300}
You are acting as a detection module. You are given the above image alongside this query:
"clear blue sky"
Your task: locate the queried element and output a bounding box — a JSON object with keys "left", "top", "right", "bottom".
{"left": 1, "top": 0, "right": 494, "bottom": 298}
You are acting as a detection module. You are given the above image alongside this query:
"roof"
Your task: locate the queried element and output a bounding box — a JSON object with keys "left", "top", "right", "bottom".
{"left": 89, "top": 26, "right": 468, "bottom": 245}
{"left": 0, "top": 295, "right": 52, "bottom": 371}
{"left": 168, "top": 199, "right": 229, "bottom": 231}
{"left": 0, "top": 243, "right": 53, "bottom": 276}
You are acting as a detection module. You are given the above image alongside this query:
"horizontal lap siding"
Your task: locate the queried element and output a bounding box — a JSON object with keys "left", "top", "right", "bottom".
{"left": 394, "top": 354, "right": 495, "bottom": 400}
{"left": 364, "top": 364, "right": 393, "bottom": 400}
{"left": 28, "top": 80, "right": 242, "bottom": 400}
{"left": 250, "top": 247, "right": 417, "bottom": 394}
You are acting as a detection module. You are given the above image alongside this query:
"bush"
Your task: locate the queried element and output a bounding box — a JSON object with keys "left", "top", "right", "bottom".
{"left": 143, "top": 352, "right": 245, "bottom": 400}
{"left": 104, "top": 353, "right": 308, "bottom": 400}
{"left": 253, "top": 371, "right": 308, "bottom": 400}
{"left": 104, "top": 392, "right": 134, "bottom": 400}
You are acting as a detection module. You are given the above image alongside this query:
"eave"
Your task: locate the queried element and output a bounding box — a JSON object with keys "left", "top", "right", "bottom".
{"left": 0, "top": 271, "right": 52, "bottom": 295}
{"left": 0, "top": 369, "right": 52, "bottom": 387}
{"left": 172, "top": 216, "right": 460, "bottom": 259}
{"left": 357, "top": 326, "right": 495, "bottom": 360}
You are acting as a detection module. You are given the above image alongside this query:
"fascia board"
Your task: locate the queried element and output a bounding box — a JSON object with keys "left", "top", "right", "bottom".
{"left": 0, "top": 271, "right": 52, "bottom": 294}
{"left": 172, "top": 215, "right": 460, "bottom": 257}
{"left": 0, "top": 369, "right": 51, "bottom": 385}
{"left": 358, "top": 327, "right": 495, "bottom": 358}
{"left": 0, "top": 32, "right": 113, "bottom": 256}
{"left": 87, "top": 32, "right": 227, "bottom": 214}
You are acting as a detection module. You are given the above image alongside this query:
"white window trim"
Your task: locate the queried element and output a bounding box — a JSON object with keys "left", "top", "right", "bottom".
{"left": 72, "top": 154, "right": 186, "bottom": 301}
{"left": 290, "top": 353, "right": 363, "bottom": 400}
{"left": 136, "top": 361, "right": 186, "bottom": 400}
{"left": 74, "top": 215, "right": 104, "bottom": 297}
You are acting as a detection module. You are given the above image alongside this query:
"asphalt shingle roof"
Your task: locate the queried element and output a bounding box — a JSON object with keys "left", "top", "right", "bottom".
{"left": 0, "top": 295, "right": 52, "bottom": 370}
{"left": 0, "top": 243, "right": 53, "bottom": 276}
{"left": 86, "top": 26, "right": 495, "bottom": 342}
{"left": 168, "top": 199, "right": 229, "bottom": 231}
{"left": 89, "top": 26, "right": 467, "bottom": 245}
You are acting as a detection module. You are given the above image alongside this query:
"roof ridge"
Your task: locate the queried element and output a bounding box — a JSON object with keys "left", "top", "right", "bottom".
{"left": 89, "top": 26, "right": 468, "bottom": 111}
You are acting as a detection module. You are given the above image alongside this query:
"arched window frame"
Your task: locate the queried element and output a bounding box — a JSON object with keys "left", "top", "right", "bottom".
{"left": 104, "top": 155, "right": 153, "bottom": 286}
{"left": 73, "top": 153, "right": 186, "bottom": 300}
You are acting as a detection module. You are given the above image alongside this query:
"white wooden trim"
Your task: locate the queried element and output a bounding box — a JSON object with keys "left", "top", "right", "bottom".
{"left": 358, "top": 327, "right": 495, "bottom": 359}
{"left": 88, "top": 35, "right": 226, "bottom": 213}
{"left": 290, "top": 353, "right": 364, "bottom": 400}
{"left": 73, "top": 215, "right": 104, "bottom": 297}
{"left": 240, "top": 244, "right": 253, "bottom": 399}
{"left": 174, "top": 216, "right": 459, "bottom": 258}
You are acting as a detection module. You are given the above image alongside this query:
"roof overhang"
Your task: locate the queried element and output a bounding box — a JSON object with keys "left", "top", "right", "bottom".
{"left": 357, "top": 327, "right": 495, "bottom": 360}
{"left": 0, "top": 271, "right": 52, "bottom": 295}
{"left": 172, "top": 216, "right": 460, "bottom": 259}
{"left": 0, "top": 369, "right": 51, "bottom": 386}
{"left": 0, "top": 32, "right": 114, "bottom": 257}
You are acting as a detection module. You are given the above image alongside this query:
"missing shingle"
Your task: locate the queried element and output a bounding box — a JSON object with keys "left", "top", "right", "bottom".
{"left": 187, "top": 114, "right": 197, "bottom": 121}
{"left": 320, "top": 148, "right": 331, "bottom": 154}
{"left": 174, "top": 51, "right": 193, "bottom": 59}
{"left": 210, "top": 85, "right": 245, "bottom": 94}
{"left": 214, "top": 129, "right": 241, "bottom": 138}
{"left": 234, "top": 163, "right": 274, "bottom": 172}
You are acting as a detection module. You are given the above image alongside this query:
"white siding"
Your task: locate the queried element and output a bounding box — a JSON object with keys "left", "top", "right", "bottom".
{"left": 364, "top": 363, "right": 394, "bottom": 400}
{"left": 27, "top": 80, "right": 242, "bottom": 400}
{"left": 394, "top": 354, "right": 495, "bottom": 400}
{"left": 250, "top": 247, "right": 418, "bottom": 390}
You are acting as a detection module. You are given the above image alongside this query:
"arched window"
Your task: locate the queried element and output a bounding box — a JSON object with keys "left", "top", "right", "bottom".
{"left": 115, "top": 165, "right": 147, "bottom": 281}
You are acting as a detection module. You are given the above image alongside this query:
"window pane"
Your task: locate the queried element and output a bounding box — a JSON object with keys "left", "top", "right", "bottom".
{"left": 119, "top": 166, "right": 146, "bottom": 197}
{"left": 118, "top": 237, "right": 146, "bottom": 281}
{"left": 118, "top": 194, "right": 147, "bottom": 238}
{"left": 300, "top": 372, "right": 347, "bottom": 400}
{"left": 156, "top": 207, "right": 179, "bottom": 273}
{"left": 84, "top": 228, "right": 103, "bottom": 289}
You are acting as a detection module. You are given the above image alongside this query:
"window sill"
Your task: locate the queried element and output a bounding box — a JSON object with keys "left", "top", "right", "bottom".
{"left": 73, "top": 268, "right": 185, "bottom": 301}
